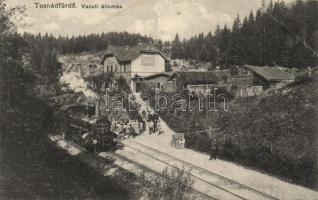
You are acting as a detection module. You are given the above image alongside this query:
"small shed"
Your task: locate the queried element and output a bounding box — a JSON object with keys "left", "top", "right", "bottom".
{"left": 135, "top": 73, "right": 173, "bottom": 92}
{"left": 171, "top": 133, "right": 185, "bottom": 149}
{"left": 168, "top": 71, "right": 218, "bottom": 92}
{"left": 244, "top": 65, "right": 290, "bottom": 88}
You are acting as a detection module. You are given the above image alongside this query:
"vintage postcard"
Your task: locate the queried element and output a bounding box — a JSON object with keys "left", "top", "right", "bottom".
{"left": 0, "top": 0, "right": 317, "bottom": 199}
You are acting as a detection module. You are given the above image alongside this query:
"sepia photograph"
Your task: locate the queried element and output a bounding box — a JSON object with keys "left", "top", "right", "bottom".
{"left": 0, "top": 0, "right": 317, "bottom": 199}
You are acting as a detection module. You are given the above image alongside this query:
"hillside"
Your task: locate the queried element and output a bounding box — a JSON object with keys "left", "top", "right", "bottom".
{"left": 217, "top": 71, "right": 318, "bottom": 188}
{"left": 149, "top": 70, "right": 318, "bottom": 189}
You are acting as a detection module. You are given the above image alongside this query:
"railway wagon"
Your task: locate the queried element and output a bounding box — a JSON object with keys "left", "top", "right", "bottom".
{"left": 56, "top": 104, "right": 118, "bottom": 151}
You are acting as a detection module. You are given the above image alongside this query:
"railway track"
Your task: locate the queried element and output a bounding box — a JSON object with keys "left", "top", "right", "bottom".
{"left": 118, "top": 139, "right": 280, "bottom": 200}
{"left": 104, "top": 151, "right": 215, "bottom": 200}
{"left": 50, "top": 135, "right": 212, "bottom": 200}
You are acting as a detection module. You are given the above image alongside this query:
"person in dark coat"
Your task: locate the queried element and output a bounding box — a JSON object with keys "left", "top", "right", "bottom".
{"left": 128, "top": 124, "right": 137, "bottom": 138}
{"left": 148, "top": 120, "right": 154, "bottom": 134}
{"left": 210, "top": 138, "right": 219, "bottom": 160}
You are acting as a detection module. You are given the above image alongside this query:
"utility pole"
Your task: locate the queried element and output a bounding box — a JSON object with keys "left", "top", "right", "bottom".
{"left": 208, "top": 126, "right": 212, "bottom": 138}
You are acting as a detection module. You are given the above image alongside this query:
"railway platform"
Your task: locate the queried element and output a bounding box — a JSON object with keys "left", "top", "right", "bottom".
{"left": 114, "top": 93, "right": 318, "bottom": 200}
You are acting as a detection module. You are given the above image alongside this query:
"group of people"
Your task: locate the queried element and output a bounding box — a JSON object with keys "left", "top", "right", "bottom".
{"left": 146, "top": 111, "right": 162, "bottom": 135}
{"left": 110, "top": 111, "right": 164, "bottom": 141}
{"left": 111, "top": 119, "right": 139, "bottom": 139}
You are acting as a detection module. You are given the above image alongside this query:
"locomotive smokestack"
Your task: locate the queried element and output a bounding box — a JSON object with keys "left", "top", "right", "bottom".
{"left": 95, "top": 102, "right": 99, "bottom": 116}
{"left": 95, "top": 96, "right": 101, "bottom": 116}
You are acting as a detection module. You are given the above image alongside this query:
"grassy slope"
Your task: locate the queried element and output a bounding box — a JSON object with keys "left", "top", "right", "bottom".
{"left": 217, "top": 73, "right": 318, "bottom": 188}
{"left": 156, "top": 73, "right": 317, "bottom": 189}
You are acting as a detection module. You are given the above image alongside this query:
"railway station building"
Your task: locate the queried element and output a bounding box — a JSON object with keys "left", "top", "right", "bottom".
{"left": 101, "top": 43, "right": 169, "bottom": 93}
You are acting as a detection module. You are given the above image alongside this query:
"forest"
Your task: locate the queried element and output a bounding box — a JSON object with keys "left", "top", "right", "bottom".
{"left": 18, "top": 0, "right": 318, "bottom": 73}
{"left": 169, "top": 0, "right": 318, "bottom": 68}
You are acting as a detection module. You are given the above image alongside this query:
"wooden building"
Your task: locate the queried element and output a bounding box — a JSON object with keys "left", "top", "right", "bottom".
{"left": 136, "top": 73, "right": 173, "bottom": 93}
{"left": 168, "top": 71, "right": 218, "bottom": 93}
{"left": 244, "top": 65, "right": 290, "bottom": 89}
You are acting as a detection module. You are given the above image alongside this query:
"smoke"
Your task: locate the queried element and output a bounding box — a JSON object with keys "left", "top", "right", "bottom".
{"left": 60, "top": 70, "right": 97, "bottom": 98}
{"left": 58, "top": 55, "right": 98, "bottom": 104}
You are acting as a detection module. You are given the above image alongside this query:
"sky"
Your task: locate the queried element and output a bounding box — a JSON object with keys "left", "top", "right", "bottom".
{"left": 7, "top": 0, "right": 294, "bottom": 41}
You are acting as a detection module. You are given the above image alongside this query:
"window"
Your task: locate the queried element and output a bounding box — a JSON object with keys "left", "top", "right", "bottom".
{"left": 111, "top": 65, "right": 113, "bottom": 72}
{"left": 124, "top": 65, "right": 126, "bottom": 72}
{"left": 157, "top": 82, "right": 163, "bottom": 89}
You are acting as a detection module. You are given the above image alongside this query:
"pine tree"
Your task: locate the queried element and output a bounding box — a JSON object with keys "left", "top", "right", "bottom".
{"left": 199, "top": 43, "right": 209, "bottom": 61}
{"left": 171, "top": 33, "right": 182, "bottom": 59}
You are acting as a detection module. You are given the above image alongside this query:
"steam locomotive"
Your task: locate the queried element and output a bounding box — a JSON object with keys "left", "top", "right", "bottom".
{"left": 54, "top": 103, "right": 118, "bottom": 151}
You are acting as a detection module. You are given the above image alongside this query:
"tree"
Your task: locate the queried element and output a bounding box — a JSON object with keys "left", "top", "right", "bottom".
{"left": 162, "top": 41, "right": 171, "bottom": 57}
{"left": 209, "top": 45, "right": 220, "bottom": 67}
{"left": 156, "top": 39, "right": 163, "bottom": 51}
{"left": 0, "top": 0, "right": 32, "bottom": 107}
{"left": 117, "top": 76, "right": 131, "bottom": 92}
{"left": 171, "top": 34, "right": 182, "bottom": 59}
{"left": 199, "top": 43, "right": 209, "bottom": 61}
{"left": 227, "top": 15, "right": 245, "bottom": 65}
{"left": 221, "top": 74, "right": 228, "bottom": 83}
{"left": 160, "top": 0, "right": 317, "bottom": 68}
{"left": 165, "top": 62, "right": 172, "bottom": 72}
{"left": 217, "top": 25, "right": 231, "bottom": 65}
{"left": 26, "top": 33, "right": 62, "bottom": 83}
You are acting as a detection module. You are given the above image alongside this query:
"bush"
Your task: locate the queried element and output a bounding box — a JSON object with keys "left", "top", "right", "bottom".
{"left": 288, "top": 72, "right": 313, "bottom": 86}
{"left": 116, "top": 77, "right": 129, "bottom": 92}
{"left": 141, "top": 167, "right": 195, "bottom": 200}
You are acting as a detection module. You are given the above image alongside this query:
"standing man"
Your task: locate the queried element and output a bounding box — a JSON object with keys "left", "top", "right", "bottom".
{"left": 111, "top": 118, "right": 116, "bottom": 132}
{"left": 210, "top": 138, "right": 218, "bottom": 160}
{"left": 123, "top": 122, "right": 128, "bottom": 137}
{"left": 148, "top": 120, "right": 153, "bottom": 135}
{"left": 152, "top": 113, "right": 159, "bottom": 133}
{"left": 157, "top": 119, "right": 162, "bottom": 135}
{"left": 153, "top": 120, "right": 157, "bottom": 133}
{"left": 128, "top": 124, "right": 136, "bottom": 138}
